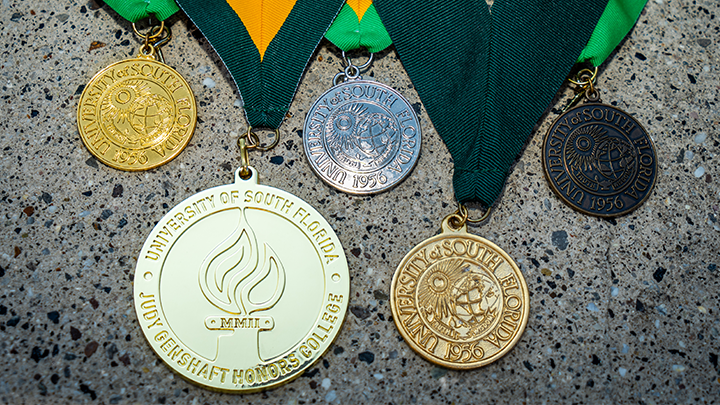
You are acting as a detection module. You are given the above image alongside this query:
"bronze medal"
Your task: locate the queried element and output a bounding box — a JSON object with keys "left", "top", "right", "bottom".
{"left": 542, "top": 71, "right": 657, "bottom": 217}
{"left": 390, "top": 213, "right": 529, "bottom": 369}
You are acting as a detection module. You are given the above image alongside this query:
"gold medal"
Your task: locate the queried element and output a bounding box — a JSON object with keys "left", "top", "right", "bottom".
{"left": 390, "top": 210, "right": 529, "bottom": 369}
{"left": 77, "top": 23, "right": 196, "bottom": 171}
{"left": 134, "top": 131, "right": 349, "bottom": 392}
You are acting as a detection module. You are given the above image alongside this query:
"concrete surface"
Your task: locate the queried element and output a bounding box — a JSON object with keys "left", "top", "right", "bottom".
{"left": 0, "top": 0, "right": 718, "bottom": 404}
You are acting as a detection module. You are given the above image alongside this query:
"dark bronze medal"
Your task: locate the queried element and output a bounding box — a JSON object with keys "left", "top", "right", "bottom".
{"left": 542, "top": 73, "right": 657, "bottom": 217}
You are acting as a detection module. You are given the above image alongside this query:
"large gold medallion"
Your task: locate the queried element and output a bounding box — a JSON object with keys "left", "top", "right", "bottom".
{"left": 134, "top": 167, "right": 349, "bottom": 392}
{"left": 77, "top": 54, "right": 196, "bottom": 170}
{"left": 390, "top": 215, "right": 529, "bottom": 369}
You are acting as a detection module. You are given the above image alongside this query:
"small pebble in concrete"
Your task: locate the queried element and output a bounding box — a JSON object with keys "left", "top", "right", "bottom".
{"left": 551, "top": 230, "right": 568, "bottom": 250}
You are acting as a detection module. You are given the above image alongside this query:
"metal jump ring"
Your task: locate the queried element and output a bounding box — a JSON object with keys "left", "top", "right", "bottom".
{"left": 243, "top": 127, "right": 280, "bottom": 152}
{"left": 332, "top": 72, "right": 346, "bottom": 86}
{"left": 150, "top": 25, "right": 172, "bottom": 48}
{"left": 341, "top": 50, "right": 374, "bottom": 70}
{"left": 138, "top": 43, "right": 156, "bottom": 57}
{"left": 132, "top": 20, "right": 165, "bottom": 40}
{"left": 446, "top": 212, "right": 466, "bottom": 230}
{"left": 344, "top": 65, "right": 361, "bottom": 80}
{"left": 459, "top": 204, "right": 492, "bottom": 224}
{"left": 568, "top": 67, "right": 598, "bottom": 86}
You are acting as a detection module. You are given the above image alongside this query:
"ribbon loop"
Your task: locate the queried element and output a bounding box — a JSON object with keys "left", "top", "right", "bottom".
{"left": 104, "top": 0, "right": 179, "bottom": 22}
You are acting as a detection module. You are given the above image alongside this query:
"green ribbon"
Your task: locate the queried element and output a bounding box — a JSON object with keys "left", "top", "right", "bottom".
{"left": 578, "top": 0, "right": 648, "bottom": 66}
{"left": 176, "top": 0, "right": 345, "bottom": 129}
{"left": 374, "top": 0, "right": 611, "bottom": 205}
{"left": 373, "top": 0, "right": 646, "bottom": 205}
{"left": 325, "top": 3, "right": 392, "bottom": 53}
{"left": 103, "top": 0, "right": 179, "bottom": 22}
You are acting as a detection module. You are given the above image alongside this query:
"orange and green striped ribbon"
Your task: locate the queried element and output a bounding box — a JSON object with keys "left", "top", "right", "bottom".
{"left": 173, "top": 0, "right": 345, "bottom": 129}
{"left": 325, "top": 0, "right": 391, "bottom": 53}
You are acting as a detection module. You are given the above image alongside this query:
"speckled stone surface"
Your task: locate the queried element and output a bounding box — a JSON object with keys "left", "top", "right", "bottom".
{"left": 1, "top": 1, "right": 718, "bottom": 404}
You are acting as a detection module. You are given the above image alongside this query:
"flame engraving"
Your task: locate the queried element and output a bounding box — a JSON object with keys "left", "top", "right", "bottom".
{"left": 199, "top": 208, "right": 286, "bottom": 364}
{"left": 199, "top": 208, "right": 286, "bottom": 315}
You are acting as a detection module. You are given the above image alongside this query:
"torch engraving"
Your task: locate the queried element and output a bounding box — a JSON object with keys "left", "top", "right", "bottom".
{"left": 199, "top": 208, "right": 286, "bottom": 364}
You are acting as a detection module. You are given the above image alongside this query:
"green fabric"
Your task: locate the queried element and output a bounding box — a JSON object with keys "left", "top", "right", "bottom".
{"left": 578, "top": 0, "right": 648, "bottom": 66}
{"left": 104, "top": 0, "right": 179, "bottom": 22}
{"left": 177, "top": 0, "right": 344, "bottom": 129}
{"left": 374, "top": 0, "right": 608, "bottom": 205}
{"left": 325, "top": 4, "right": 392, "bottom": 53}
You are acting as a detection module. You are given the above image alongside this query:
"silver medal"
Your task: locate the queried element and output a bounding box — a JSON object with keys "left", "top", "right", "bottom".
{"left": 303, "top": 54, "right": 421, "bottom": 195}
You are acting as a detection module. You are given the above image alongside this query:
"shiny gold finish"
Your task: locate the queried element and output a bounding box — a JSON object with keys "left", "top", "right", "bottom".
{"left": 76, "top": 46, "right": 196, "bottom": 170}
{"left": 567, "top": 67, "right": 598, "bottom": 86}
{"left": 134, "top": 166, "right": 349, "bottom": 392}
{"left": 132, "top": 20, "right": 165, "bottom": 40}
{"left": 238, "top": 137, "right": 251, "bottom": 178}
{"left": 390, "top": 213, "right": 529, "bottom": 369}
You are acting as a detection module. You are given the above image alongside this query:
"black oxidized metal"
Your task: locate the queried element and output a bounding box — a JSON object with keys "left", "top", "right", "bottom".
{"left": 542, "top": 103, "right": 657, "bottom": 217}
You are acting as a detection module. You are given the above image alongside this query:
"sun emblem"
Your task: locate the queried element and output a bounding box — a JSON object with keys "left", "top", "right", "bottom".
{"left": 565, "top": 125, "right": 608, "bottom": 171}
{"left": 417, "top": 257, "right": 504, "bottom": 340}
{"left": 324, "top": 102, "right": 399, "bottom": 169}
{"left": 100, "top": 79, "right": 174, "bottom": 146}
{"left": 417, "top": 258, "right": 467, "bottom": 322}
{"left": 325, "top": 103, "right": 366, "bottom": 153}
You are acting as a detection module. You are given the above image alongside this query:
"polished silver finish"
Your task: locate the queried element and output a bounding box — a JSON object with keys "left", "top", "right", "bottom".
{"left": 303, "top": 80, "right": 421, "bottom": 195}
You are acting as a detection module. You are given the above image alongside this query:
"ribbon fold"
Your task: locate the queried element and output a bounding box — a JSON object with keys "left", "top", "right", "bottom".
{"left": 325, "top": 0, "right": 392, "bottom": 53}
{"left": 104, "top": 0, "right": 179, "bottom": 22}
{"left": 176, "top": 0, "right": 345, "bottom": 129}
{"left": 373, "top": 0, "right": 610, "bottom": 205}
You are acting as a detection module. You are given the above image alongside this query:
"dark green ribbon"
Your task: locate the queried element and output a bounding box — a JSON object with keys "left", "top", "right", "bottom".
{"left": 174, "top": 0, "right": 344, "bottom": 129}
{"left": 374, "top": 0, "right": 612, "bottom": 205}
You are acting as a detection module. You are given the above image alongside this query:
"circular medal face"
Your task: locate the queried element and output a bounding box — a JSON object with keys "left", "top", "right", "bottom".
{"left": 542, "top": 103, "right": 657, "bottom": 217}
{"left": 134, "top": 168, "right": 349, "bottom": 392}
{"left": 390, "top": 221, "right": 529, "bottom": 369}
{"left": 77, "top": 57, "right": 197, "bottom": 171}
{"left": 303, "top": 80, "right": 421, "bottom": 194}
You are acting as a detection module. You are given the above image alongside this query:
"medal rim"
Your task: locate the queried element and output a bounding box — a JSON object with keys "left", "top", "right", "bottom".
{"left": 541, "top": 103, "right": 658, "bottom": 218}
{"left": 390, "top": 230, "right": 530, "bottom": 370}
{"left": 302, "top": 79, "right": 422, "bottom": 195}
{"left": 133, "top": 169, "right": 350, "bottom": 392}
{"left": 77, "top": 57, "right": 197, "bottom": 171}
